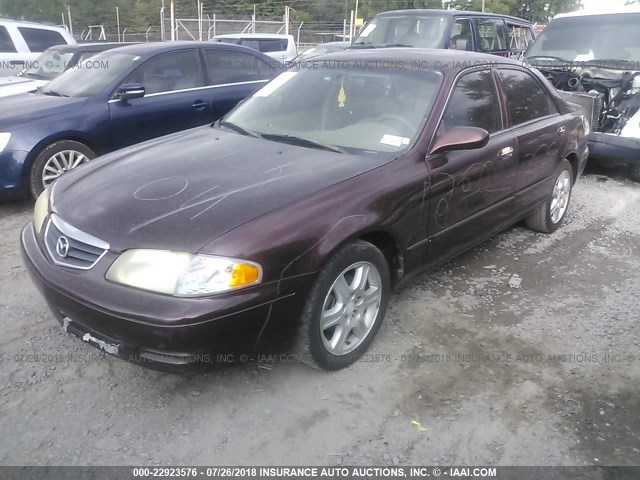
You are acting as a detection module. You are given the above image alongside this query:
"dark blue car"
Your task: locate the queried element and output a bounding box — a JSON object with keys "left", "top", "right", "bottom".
{"left": 0, "top": 41, "right": 279, "bottom": 198}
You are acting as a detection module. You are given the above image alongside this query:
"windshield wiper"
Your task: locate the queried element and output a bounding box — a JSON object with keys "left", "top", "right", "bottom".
{"left": 380, "top": 43, "right": 412, "bottom": 48}
{"left": 217, "top": 120, "right": 259, "bottom": 138}
{"left": 42, "top": 89, "right": 68, "bottom": 97}
{"left": 24, "top": 72, "right": 47, "bottom": 80}
{"left": 259, "top": 133, "right": 346, "bottom": 153}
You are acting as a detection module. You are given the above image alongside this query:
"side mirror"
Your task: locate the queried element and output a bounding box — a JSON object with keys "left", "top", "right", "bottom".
{"left": 116, "top": 83, "right": 145, "bottom": 102}
{"left": 454, "top": 38, "right": 469, "bottom": 51}
{"left": 429, "top": 126, "right": 489, "bottom": 155}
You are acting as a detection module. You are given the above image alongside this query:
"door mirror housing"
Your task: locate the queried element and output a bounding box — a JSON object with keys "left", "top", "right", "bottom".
{"left": 453, "top": 38, "right": 469, "bottom": 51}
{"left": 429, "top": 126, "right": 490, "bottom": 155}
{"left": 116, "top": 83, "right": 145, "bottom": 102}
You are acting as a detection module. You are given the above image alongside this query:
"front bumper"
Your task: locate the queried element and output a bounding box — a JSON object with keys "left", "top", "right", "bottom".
{"left": 588, "top": 132, "right": 640, "bottom": 165}
{"left": 21, "top": 222, "right": 313, "bottom": 370}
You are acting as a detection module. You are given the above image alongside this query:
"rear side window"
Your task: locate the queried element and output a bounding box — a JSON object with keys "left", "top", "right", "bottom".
{"left": 126, "top": 50, "right": 202, "bottom": 95}
{"left": 507, "top": 24, "right": 534, "bottom": 56}
{"left": 18, "top": 27, "right": 66, "bottom": 52}
{"left": 258, "top": 39, "right": 288, "bottom": 53}
{"left": 0, "top": 26, "right": 17, "bottom": 53}
{"left": 441, "top": 69, "right": 502, "bottom": 133}
{"left": 498, "top": 69, "right": 553, "bottom": 126}
{"left": 203, "top": 49, "right": 273, "bottom": 85}
{"left": 475, "top": 18, "right": 508, "bottom": 52}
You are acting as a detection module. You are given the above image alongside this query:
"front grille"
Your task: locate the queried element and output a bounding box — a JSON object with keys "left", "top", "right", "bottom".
{"left": 44, "top": 214, "right": 109, "bottom": 270}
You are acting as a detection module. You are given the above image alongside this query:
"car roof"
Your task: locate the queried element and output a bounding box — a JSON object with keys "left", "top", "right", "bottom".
{"left": 48, "top": 42, "right": 128, "bottom": 52}
{"left": 372, "top": 9, "right": 533, "bottom": 25}
{"left": 315, "top": 48, "right": 523, "bottom": 73}
{"left": 554, "top": 6, "right": 640, "bottom": 18}
{"left": 0, "top": 18, "right": 69, "bottom": 30}
{"left": 100, "top": 41, "right": 266, "bottom": 57}
{"left": 214, "top": 33, "right": 294, "bottom": 39}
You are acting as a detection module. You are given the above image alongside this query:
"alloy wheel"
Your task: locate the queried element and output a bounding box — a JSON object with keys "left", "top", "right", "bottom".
{"left": 320, "top": 261, "right": 382, "bottom": 355}
{"left": 42, "top": 150, "right": 90, "bottom": 187}
{"left": 550, "top": 170, "right": 571, "bottom": 224}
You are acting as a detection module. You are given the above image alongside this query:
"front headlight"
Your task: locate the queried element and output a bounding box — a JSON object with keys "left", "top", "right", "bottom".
{"left": 0, "top": 132, "right": 11, "bottom": 153}
{"left": 105, "top": 249, "right": 262, "bottom": 296}
{"left": 33, "top": 188, "right": 50, "bottom": 235}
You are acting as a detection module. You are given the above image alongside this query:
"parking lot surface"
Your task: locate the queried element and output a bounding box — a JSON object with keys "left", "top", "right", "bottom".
{"left": 0, "top": 166, "right": 639, "bottom": 466}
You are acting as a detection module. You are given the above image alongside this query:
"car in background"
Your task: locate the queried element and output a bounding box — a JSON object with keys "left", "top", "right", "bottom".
{"left": 0, "top": 41, "right": 279, "bottom": 199}
{"left": 0, "top": 19, "right": 76, "bottom": 77}
{"left": 212, "top": 33, "right": 297, "bottom": 62}
{"left": 352, "top": 9, "right": 534, "bottom": 58}
{"left": 295, "top": 41, "right": 350, "bottom": 61}
{"left": 525, "top": 7, "right": 640, "bottom": 181}
{"left": 0, "top": 42, "right": 128, "bottom": 98}
{"left": 21, "top": 49, "right": 588, "bottom": 372}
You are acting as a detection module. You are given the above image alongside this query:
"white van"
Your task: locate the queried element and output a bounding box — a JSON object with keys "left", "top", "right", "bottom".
{"left": 0, "top": 19, "right": 76, "bottom": 77}
{"left": 212, "top": 33, "right": 297, "bottom": 62}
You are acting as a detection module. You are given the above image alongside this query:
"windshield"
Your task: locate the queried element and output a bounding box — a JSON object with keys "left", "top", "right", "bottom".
{"left": 42, "top": 52, "right": 141, "bottom": 97}
{"left": 353, "top": 14, "right": 449, "bottom": 48}
{"left": 21, "top": 49, "right": 74, "bottom": 80}
{"left": 221, "top": 65, "right": 442, "bottom": 154}
{"left": 526, "top": 13, "right": 640, "bottom": 64}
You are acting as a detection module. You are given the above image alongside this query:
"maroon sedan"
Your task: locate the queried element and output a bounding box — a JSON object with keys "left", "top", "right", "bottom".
{"left": 21, "top": 49, "right": 589, "bottom": 371}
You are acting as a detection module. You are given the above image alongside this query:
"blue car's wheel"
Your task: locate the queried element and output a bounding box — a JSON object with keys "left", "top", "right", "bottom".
{"left": 30, "top": 140, "right": 96, "bottom": 198}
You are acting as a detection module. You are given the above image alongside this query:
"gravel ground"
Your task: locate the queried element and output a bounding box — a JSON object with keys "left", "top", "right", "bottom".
{"left": 0, "top": 164, "right": 639, "bottom": 466}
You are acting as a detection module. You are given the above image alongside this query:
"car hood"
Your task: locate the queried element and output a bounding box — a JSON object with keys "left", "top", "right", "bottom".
{"left": 0, "top": 93, "right": 87, "bottom": 125}
{"left": 52, "top": 127, "right": 395, "bottom": 253}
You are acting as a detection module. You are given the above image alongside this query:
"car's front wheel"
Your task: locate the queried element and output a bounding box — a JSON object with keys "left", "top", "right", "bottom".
{"left": 526, "top": 159, "right": 574, "bottom": 233}
{"left": 30, "top": 140, "right": 96, "bottom": 198}
{"left": 296, "top": 240, "right": 390, "bottom": 370}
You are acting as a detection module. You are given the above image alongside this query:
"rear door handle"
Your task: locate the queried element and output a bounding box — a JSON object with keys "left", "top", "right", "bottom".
{"left": 192, "top": 101, "right": 207, "bottom": 110}
{"left": 498, "top": 146, "right": 514, "bottom": 159}
{"left": 558, "top": 126, "right": 566, "bottom": 135}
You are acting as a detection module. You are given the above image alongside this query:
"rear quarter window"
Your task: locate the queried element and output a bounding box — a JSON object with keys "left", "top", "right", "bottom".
{"left": 18, "top": 27, "right": 67, "bottom": 52}
{"left": 0, "top": 26, "right": 17, "bottom": 53}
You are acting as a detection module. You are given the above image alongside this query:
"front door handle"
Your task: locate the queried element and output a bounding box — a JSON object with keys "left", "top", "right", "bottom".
{"left": 192, "top": 101, "right": 207, "bottom": 110}
{"left": 558, "top": 126, "right": 566, "bottom": 135}
{"left": 498, "top": 146, "right": 514, "bottom": 159}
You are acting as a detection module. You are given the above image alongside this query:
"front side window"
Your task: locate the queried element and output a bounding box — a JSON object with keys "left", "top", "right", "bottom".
{"left": 125, "top": 50, "right": 202, "bottom": 95}
{"left": 204, "top": 49, "right": 273, "bottom": 85}
{"left": 18, "top": 27, "right": 66, "bottom": 52}
{"left": 0, "top": 26, "right": 17, "bottom": 53}
{"left": 449, "top": 18, "right": 473, "bottom": 51}
{"left": 475, "top": 18, "right": 508, "bottom": 52}
{"left": 441, "top": 70, "right": 502, "bottom": 133}
{"left": 222, "top": 66, "right": 442, "bottom": 154}
{"left": 498, "top": 69, "right": 553, "bottom": 126}
{"left": 44, "top": 52, "right": 141, "bottom": 97}
{"left": 353, "top": 14, "right": 449, "bottom": 49}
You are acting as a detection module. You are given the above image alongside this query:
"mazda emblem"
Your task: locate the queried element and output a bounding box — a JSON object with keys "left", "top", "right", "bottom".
{"left": 56, "top": 236, "right": 70, "bottom": 258}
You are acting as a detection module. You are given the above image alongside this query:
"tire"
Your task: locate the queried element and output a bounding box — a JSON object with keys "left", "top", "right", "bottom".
{"left": 29, "top": 140, "right": 96, "bottom": 198}
{"left": 525, "top": 159, "right": 573, "bottom": 234}
{"left": 296, "top": 240, "right": 391, "bottom": 370}
{"left": 629, "top": 163, "right": 640, "bottom": 183}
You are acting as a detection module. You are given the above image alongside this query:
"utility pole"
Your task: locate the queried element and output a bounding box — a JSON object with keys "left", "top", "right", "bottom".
{"left": 253, "top": 4, "right": 256, "bottom": 34}
{"left": 67, "top": 5, "right": 73, "bottom": 36}
{"left": 170, "top": 0, "right": 175, "bottom": 41}
{"left": 482, "top": 0, "right": 486, "bottom": 12}
{"left": 116, "top": 6, "right": 121, "bottom": 42}
{"left": 285, "top": 6, "right": 289, "bottom": 36}
{"left": 354, "top": 0, "right": 359, "bottom": 34}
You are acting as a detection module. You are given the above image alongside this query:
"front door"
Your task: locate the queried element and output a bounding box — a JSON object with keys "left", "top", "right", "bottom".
{"left": 425, "top": 68, "right": 518, "bottom": 267}
{"left": 108, "top": 49, "right": 211, "bottom": 150}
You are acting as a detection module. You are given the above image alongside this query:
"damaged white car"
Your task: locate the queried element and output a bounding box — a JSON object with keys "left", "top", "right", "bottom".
{"left": 525, "top": 7, "right": 640, "bottom": 181}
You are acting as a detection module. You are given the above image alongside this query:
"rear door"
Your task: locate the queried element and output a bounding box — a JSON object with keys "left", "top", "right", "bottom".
{"left": 0, "top": 25, "right": 31, "bottom": 76}
{"left": 425, "top": 68, "right": 518, "bottom": 266}
{"left": 201, "top": 48, "right": 274, "bottom": 120}
{"left": 496, "top": 67, "right": 565, "bottom": 213}
{"left": 108, "top": 49, "right": 210, "bottom": 149}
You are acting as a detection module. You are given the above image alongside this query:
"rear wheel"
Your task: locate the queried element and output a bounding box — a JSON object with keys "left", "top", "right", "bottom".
{"left": 525, "top": 159, "right": 573, "bottom": 233}
{"left": 296, "top": 240, "right": 390, "bottom": 370}
{"left": 629, "top": 163, "right": 640, "bottom": 183}
{"left": 30, "top": 140, "right": 96, "bottom": 198}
